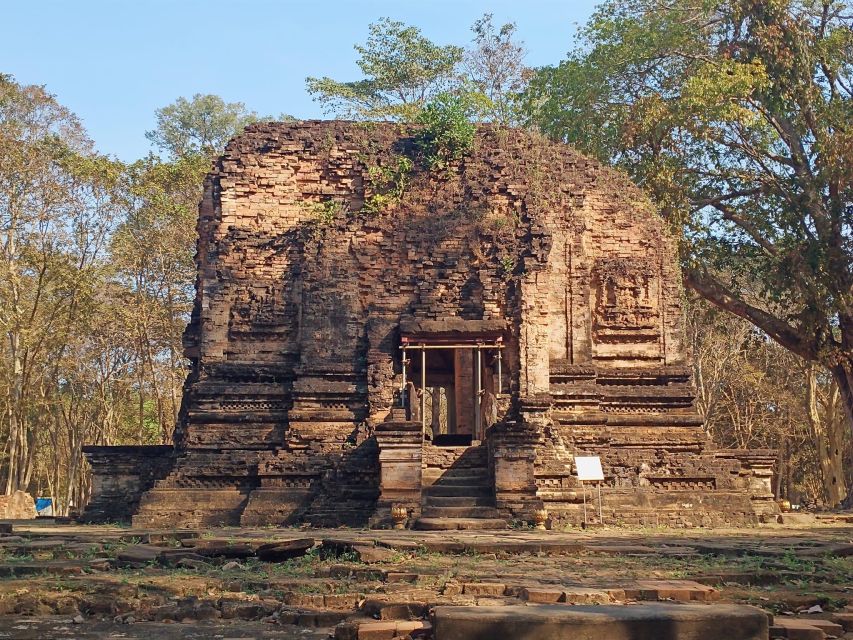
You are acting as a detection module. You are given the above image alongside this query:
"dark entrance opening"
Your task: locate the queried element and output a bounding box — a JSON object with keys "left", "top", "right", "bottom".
{"left": 402, "top": 342, "right": 503, "bottom": 446}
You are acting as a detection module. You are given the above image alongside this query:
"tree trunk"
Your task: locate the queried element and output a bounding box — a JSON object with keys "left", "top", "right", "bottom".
{"left": 831, "top": 362, "right": 853, "bottom": 438}
{"left": 806, "top": 366, "right": 848, "bottom": 507}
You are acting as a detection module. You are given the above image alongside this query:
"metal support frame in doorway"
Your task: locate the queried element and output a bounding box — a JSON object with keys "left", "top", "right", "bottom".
{"left": 399, "top": 337, "right": 504, "bottom": 441}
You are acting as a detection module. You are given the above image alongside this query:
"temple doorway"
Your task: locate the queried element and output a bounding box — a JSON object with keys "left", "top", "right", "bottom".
{"left": 401, "top": 338, "right": 503, "bottom": 446}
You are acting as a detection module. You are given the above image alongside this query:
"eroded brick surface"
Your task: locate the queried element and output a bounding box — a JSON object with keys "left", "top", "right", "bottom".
{"left": 83, "top": 121, "right": 775, "bottom": 528}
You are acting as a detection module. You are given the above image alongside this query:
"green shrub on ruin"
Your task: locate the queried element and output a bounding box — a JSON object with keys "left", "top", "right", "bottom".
{"left": 414, "top": 93, "right": 476, "bottom": 170}
{"left": 363, "top": 155, "right": 413, "bottom": 213}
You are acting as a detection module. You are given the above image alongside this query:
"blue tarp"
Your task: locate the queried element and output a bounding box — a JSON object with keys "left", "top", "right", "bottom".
{"left": 35, "top": 498, "right": 52, "bottom": 514}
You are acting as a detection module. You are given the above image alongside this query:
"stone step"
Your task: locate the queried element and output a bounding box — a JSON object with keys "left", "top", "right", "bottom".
{"left": 424, "top": 496, "right": 495, "bottom": 507}
{"left": 434, "top": 462, "right": 489, "bottom": 473}
{"left": 421, "top": 506, "right": 500, "bottom": 519}
{"left": 334, "top": 620, "right": 432, "bottom": 640}
{"left": 414, "top": 517, "right": 508, "bottom": 531}
{"left": 424, "top": 485, "right": 493, "bottom": 498}
{"left": 432, "top": 603, "right": 769, "bottom": 640}
{"left": 432, "top": 473, "right": 490, "bottom": 486}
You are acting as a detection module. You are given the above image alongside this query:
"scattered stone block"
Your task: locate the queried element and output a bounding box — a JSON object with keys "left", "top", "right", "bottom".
{"left": 0, "top": 558, "right": 109, "bottom": 577}
{"left": 116, "top": 544, "right": 162, "bottom": 563}
{"left": 830, "top": 613, "right": 853, "bottom": 631}
{"left": 182, "top": 539, "right": 256, "bottom": 558}
{"left": 283, "top": 592, "right": 325, "bottom": 608}
{"left": 386, "top": 572, "right": 418, "bottom": 583}
{"left": 433, "top": 603, "right": 769, "bottom": 640}
{"left": 561, "top": 587, "right": 615, "bottom": 604}
{"left": 634, "top": 580, "right": 719, "bottom": 602}
{"left": 324, "top": 593, "right": 359, "bottom": 609}
{"left": 0, "top": 491, "right": 36, "bottom": 519}
{"left": 348, "top": 620, "right": 432, "bottom": 640}
{"left": 356, "top": 621, "right": 398, "bottom": 640}
{"left": 255, "top": 538, "right": 314, "bottom": 561}
{"left": 770, "top": 618, "right": 828, "bottom": 639}
{"left": 353, "top": 544, "right": 396, "bottom": 563}
{"left": 520, "top": 587, "right": 565, "bottom": 603}
{"left": 175, "top": 557, "right": 210, "bottom": 570}
{"left": 803, "top": 619, "right": 844, "bottom": 635}
{"left": 361, "top": 599, "right": 429, "bottom": 621}
{"left": 462, "top": 583, "right": 506, "bottom": 597}
{"left": 295, "top": 608, "right": 349, "bottom": 626}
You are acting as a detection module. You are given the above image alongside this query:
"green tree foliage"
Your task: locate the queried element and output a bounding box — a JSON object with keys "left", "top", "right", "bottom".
{"left": 524, "top": 0, "right": 853, "bottom": 434}
{"left": 306, "top": 18, "right": 464, "bottom": 121}
{"left": 690, "top": 296, "right": 850, "bottom": 506}
{"left": 126, "top": 93, "right": 285, "bottom": 437}
{"left": 0, "top": 74, "right": 126, "bottom": 505}
{"left": 110, "top": 155, "right": 201, "bottom": 441}
{"left": 145, "top": 93, "right": 264, "bottom": 159}
{"left": 306, "top": 15, "right": 528, "bottom": 123}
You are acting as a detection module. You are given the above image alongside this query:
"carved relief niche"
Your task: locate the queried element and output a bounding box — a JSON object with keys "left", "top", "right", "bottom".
{"left": 228, "top": 284, "right": 289, "bottom": 339}
{"left": 592, "top": 257, "right": 660, "bottom": 343}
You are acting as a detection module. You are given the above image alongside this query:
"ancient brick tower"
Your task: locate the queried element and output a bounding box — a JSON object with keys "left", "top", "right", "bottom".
{"left": 84, "top": 121, "right": 776, "bottom": 528}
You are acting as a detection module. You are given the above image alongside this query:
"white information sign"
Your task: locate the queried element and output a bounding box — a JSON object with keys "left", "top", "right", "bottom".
{"left": 575, "top": 456, "right": 604, "bottom": 481}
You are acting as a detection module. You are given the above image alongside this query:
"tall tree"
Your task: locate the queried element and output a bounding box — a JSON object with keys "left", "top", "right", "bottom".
{"left": 463, "top": 14, "right": 530, "bottom": 125}
{"left": 524, "top": 0, "right": 853, "bottom": 434}
{"left": 0, "top": 75, "right": 122, "bottom": 494}
{"left": 145, "top": 94, "right": 263, "bottom": 159}
{"left": 689, "top": 296, "right": 850, "bottom": 505}
{"left": 306, "top": 15, "right": 529, "bottom": 123}
{"left": 306, "top": 17, "right": 464, "bottom": 120}
{"left": 110, "top": 156, "right": 200, "bottom": 441}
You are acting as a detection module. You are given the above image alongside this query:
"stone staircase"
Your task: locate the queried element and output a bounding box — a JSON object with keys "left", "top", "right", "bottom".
{"left": 415, "top": 444, "right": 507, "bottom": 530}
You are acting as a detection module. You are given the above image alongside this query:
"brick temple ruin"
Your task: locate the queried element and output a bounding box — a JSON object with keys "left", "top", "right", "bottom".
{"left": 83, "top": 121, "right": 777, "bottom": 529}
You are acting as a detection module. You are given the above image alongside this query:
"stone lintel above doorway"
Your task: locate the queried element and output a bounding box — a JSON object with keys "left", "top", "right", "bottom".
{"left": 399, "top": 318, "right": 506, "bottom": 345}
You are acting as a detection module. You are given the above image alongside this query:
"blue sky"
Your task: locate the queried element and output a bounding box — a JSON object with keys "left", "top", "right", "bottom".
{"left": 2, "top": 1, "right": 596, "bottom": 161}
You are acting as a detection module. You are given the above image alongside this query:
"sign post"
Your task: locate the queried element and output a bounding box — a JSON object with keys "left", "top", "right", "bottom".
{"left": 574, "top": 456, "right": 604, "bottom": 526}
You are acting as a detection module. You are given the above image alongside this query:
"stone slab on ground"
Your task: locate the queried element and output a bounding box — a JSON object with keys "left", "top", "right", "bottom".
{"left": 795, "top": 543, "right": 853, "bottom": 558}
{"left": 830, "top": 613, "right": 853, "bottom": 631}
{"left": 413, "top": 517, "right": 508, "bottom": 531}
{"left": 0, "top": 617, "right": 331, "bottom": 639}
{"left": 633, "top": 580, "right": 720, "bottom": 602}
{"left": 322, "top": 539, "right": 397, "bottom": 563}
{"left": 116, "top": 544, "right": 165, "bottom": 563}
{"left": 255, "top": 538, "right": 315, "bottom": 561}
{"left": 334, "top": 619, "right": 432, "bottom": 640}
{"left": 769, "top": 618, "right": 839, "bottom": 639}
{"left": 431, "top": 603, "right": 769, "bottom": 640}
{"left": 801, "top": 619, "right": 845, "bottom": 635}
{"left": 560, "top": 587, "right": 619, "bottom": 604}
{"left": 0, "top": 558, "right": 110, "bottom": 577}
{"left": 462, "top": 583, "right": 506, "bottom": 597}
{"left": 179, "top": 538, "right": 258, "bottom": 558}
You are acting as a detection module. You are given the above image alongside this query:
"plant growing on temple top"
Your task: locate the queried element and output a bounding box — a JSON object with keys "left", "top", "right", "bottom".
{"left": 499, "top": 255, "right": 516, "bottom": 280}
{"left": 303, "top": 199, "right": 346, "bottom": 227}
{"left": 362, "top": 155, "right": 413, "bottom": 213}
{"left": 414, "top": 93, "right": 476, "bottom": 170}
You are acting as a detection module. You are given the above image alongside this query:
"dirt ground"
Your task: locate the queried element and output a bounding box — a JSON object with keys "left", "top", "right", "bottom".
{"left": 0, "top": 519, "right": 850, "bottom": 639}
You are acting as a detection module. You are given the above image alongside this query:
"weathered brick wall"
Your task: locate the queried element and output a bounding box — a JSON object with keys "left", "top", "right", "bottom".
{"left": 124, "top": 121, "right": 773, "bottom": 528}
{"left": 81, "top": 446, "right": 174, "bottom": 523}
